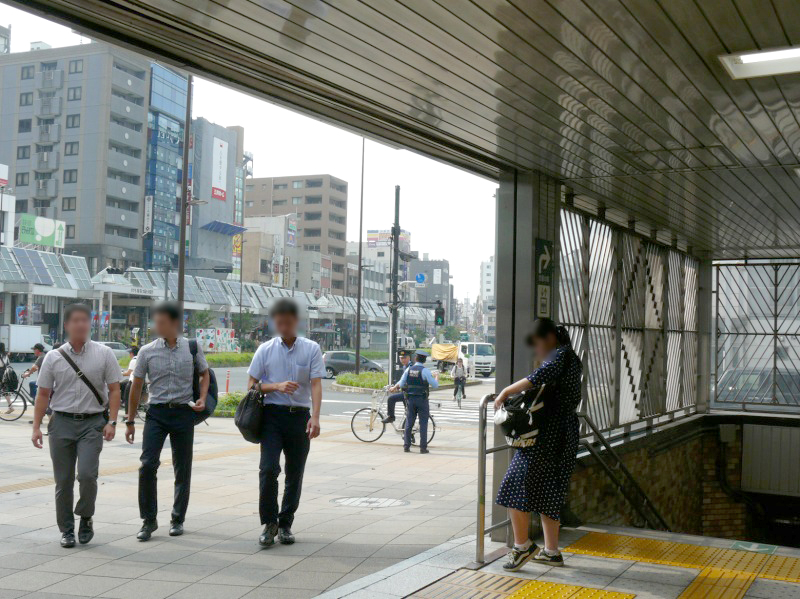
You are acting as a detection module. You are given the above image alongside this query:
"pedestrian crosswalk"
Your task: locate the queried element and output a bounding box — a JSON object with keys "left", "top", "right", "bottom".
{"left": 341, "top": 394, "right": 485, "bottom": 427}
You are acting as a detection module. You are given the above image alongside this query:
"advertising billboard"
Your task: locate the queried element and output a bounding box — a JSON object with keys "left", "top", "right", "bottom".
{"left": 0, "top": 164, "right": 8, "bottom": 188}
{"left": 18, "top": 214, "right": 66, "bottom": 248}
{"left": 211, "top": 137, "right": 228, "bottom": 201}
{"left": 366, "top": 229, "right": 411, "bottom": 252}
{"left": 287, "top": 215, "right": 297, "bottom": 247}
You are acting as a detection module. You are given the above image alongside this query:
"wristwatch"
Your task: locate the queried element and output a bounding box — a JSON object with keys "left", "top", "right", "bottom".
{"left": 109, "top": 421, "right": 117, "bottom": 426}
{"left": 124, "top": 420, "right": 136, "bottom": 426}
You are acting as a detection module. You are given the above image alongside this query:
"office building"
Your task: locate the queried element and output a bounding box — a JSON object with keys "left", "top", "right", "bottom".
{"left": 245, "top": 174, "right": 347, "bottom": 291}
{"left": 409, "top": 254, "right": 453, "bottom": 324}
{"left": 480, "top": 256, "right": 495, "bottom": 305}
{"left": 0, "top": 42, "right": 152, "bottom": 271}
{"left": 0, "top": 25, "right": 10, "bottom": 55}
{"left": 345, "top": 255, "right": 388, "bottom": 302}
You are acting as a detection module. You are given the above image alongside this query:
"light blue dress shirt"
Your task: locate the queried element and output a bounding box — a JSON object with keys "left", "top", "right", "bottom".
{"left": 247, "top": 336, "right": 325, "bottom": 408}
{"left": 398, "top": 364, "right": 439, "bottom": 388}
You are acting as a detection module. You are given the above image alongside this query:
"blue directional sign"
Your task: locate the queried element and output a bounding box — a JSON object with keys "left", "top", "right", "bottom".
{"left": 415, "top": 272, "right": 426, "bottom": 284}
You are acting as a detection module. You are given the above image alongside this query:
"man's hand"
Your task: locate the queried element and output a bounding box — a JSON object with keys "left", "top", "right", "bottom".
{"left": 125, "top": 424, "right": 135, "bottom": 444}
{"left": 31, "top": 426, "right": 43, "bottom": 449}
{"left": 433, "top": 371, "right": 440, "bottom": 380}
{"left": 191, "top": 396, "right": 206, "bottom": 412}
{"left": 22, "top": 370, "right": 30, "bottom": 379}
{"left": 306, "top": 415, "right": 320, "bottom": 440}
{"left": 276, "top": 381, "right": 299, "bottom": 394}
{"left": 103, "top": 423, "right": 116, "bottom": 442}
{"left": 389, "top": 384, "right": 400, "bottom": 393}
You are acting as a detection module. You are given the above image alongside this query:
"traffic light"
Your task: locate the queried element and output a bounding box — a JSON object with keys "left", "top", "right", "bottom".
{"left": 434, "top": 306, "right": 445, "bottom": 326}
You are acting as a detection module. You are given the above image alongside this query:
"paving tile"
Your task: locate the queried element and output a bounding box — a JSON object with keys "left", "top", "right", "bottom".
{"left": 240, "top": 588, "right": 318, "bottom": 599}
{"left": 4, "top": 553, "right": 57, "bottom": 570}
{"left": 168, "top": 583, "right": 251, "bottom": 598}
{"left": 29, "top": 556, "right": 110, "bottom": 575}
{"left": 98, "top": 579, "right": 189, "bottom": 599}
{"left": 200, "top": 564, "right": 281, "bottom": 586}
{"left": 259, "top": 570, "right": 345, "bottom": 591}
{"left": 0, "top": 590, "right": 25, "bottom": 599}
{"left": 605, "top": 577, "right": 687, "bottom": 599}
{"left": 81, "top": 560, "right": 162, "bottom": 579}
{"left": 537, "top": 566, "right": 615, "bottom": 589}
{"left": 619, "top": 562, "right": 701, "bottom": 587}
{"left": 288, "top": 556, "right": 365, "bottom": 573}
{"left": 746, "top": 578, "right": 800, "bottom": 598}
{"left": 39, "top": 574, "right": 130, "bottom": 597}
{"left": 363, "top": 564, "right": 451, "bottom": 597}
{"left": 0, "top": 571, "right": 71, "bottom": 592}
{"left": 139, "top": 563, "right": 222, "bottom": 583}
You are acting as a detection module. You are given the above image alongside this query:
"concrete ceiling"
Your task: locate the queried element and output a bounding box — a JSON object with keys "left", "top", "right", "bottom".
{"left": 13, "top": 0, "right": 800, "bottom": 258}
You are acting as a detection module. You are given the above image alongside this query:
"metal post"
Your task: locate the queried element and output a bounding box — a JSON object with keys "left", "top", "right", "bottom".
{"left": 355, "top": 138, "right": 365, "bottom": 374}
{"left": 164, "top": 263, "right": 170, "bottom": 301}
{"left": 773, "top": 264, "right": 778, "bottom": 403}
{"left": 239, "top": 239, "right": 245, "bottom": 339}
{"left": 477, "top": 395, "right": 489, "bottom": 563}
{"left": 176, "top": 74, "right": 193, "bottom": 312}
{"left": 389, "top": 186, "right": 400, "bottom": 385}
{"left": 613, "top": 230, "right": 623, "bottom": 427}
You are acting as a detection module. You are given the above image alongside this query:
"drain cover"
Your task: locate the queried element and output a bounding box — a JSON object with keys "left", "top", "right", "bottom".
{"left": 332, "top": 497, "right": 409, "bottom": 508}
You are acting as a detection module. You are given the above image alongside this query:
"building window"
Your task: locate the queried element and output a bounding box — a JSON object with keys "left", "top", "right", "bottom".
{"left": 305, "top": 195, "right": 322, "bottom": 204}
{"left": 63, "top": 169, "right": 78, "bottom": 183}
{"left": 292, "top": 197, "right": 302, "bottom": 205}
{"left": 292, "top": 180, "right": 303, "bottom": 189}
{"left": 19, "top": 92, "right": 33, "bottom": 107}
{"left": 304, "top": 212, "right": 322, "bottom": 221}
{"left": 377, "top": 251, "right": 385, "bottom": 257}
{"left": 66, "top": 225, "right": 75, "bottom": 239}
{"left": 273, "top": 199, "right": 287, "bottom": 206}
{"left": 20, "top": 65, "right": 34, "bottom": 80}
{"left": 67, "top": 86, "right": 82, "bottom": 101}
{"left": 273, "top": 183, "right": 287, "bottom": 190}
{"left": 62, "top": 196, "right": 77, "bottom": 211}
{"left": 17, "top": 146, "right": 30, "bottom": 160}
{"left": 64, "top": 141, "right": 79, "bottom": 156}
{"left": 305, "top": 228, "right": 321, "bottom": 237}
{"left": 68, "top": 59, "right": 83, "bottom": 74}
{"left": 40, "top": 61, "right": 57, "bottom": 71}
{"left": 15, "top": 172, "right": 29, "bottom": 187}
{"left": 18, "top": 119, "right": 32, "bottom": 133}
{"left": 306, "top": 178, "right": 323, "bottom": 188}
{"left": 66, "top": 114, "right": 80, "bottom": 128}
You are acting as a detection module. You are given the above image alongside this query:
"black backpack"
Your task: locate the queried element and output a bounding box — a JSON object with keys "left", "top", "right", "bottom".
{"left": 495, "top": 385, "right": 553, "bottom": 447}
{"left": 1, "top": 365, "right": 18, "bottom": 393}
{"left": 189, "top": 340, "right": 217, "bottom": 425}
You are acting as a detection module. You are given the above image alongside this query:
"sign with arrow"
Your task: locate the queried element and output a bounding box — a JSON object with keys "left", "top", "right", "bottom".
{"left": 535, "top": 238, "right": 554, "bottom": 318}
{"left": 18, "top": 214, "right": 66, "bottom": 249}
{"left": 730, "top": 541, "right": 777, "bottom": 554}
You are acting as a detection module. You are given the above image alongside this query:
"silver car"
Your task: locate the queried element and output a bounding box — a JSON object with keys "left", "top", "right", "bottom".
{"left": 97, "top": 341, "right": 131, "bottom": 360}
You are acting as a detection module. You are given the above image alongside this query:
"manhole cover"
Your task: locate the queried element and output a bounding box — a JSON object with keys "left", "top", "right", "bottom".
{"left": 331, "top": 497, "right": 409, "bottom": 508}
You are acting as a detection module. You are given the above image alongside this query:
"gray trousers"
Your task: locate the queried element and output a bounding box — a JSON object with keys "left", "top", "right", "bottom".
{"left": 48, "top": 412, "right": 105, "bottom": 532}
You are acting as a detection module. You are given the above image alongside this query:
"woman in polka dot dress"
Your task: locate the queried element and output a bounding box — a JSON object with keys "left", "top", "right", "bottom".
{"left": 493, "top": 318, "right": 582, "bottom": 572}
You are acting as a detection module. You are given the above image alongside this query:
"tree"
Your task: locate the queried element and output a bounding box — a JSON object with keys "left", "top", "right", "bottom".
{"left": 411, "top": 328, "right": 427, "bottom": 347}
{"left": 442, "top": 325, "right": 460, "bottom": 342}
{"left": 187, "top": 309, "right": 214, "bottom": 334}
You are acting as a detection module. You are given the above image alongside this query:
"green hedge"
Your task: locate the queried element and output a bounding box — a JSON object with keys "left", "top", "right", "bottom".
{"left": 119, "top": 351, "right": 254, "bottom": 369}
{"left": 214, "top": 391, "right": 244, "bottom": 417}
{"left": 336, "top": 371, "right": 453, "bottom": 389}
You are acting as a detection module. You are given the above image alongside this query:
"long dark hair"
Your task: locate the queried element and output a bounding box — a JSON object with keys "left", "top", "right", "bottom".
{"left": 526, "top": 318, "right": 572, "bottom": 348}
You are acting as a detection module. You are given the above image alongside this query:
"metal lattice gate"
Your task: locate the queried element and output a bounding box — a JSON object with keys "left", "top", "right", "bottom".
{"left": 715, "top": 263, "right": 800, "bottom": 407}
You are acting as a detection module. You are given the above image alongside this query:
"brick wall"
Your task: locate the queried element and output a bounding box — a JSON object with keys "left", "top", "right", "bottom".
{"left": 565, "top": 420, "right": 747, "bottom": 539}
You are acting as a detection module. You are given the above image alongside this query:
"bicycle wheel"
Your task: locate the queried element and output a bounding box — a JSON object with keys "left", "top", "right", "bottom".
{"left": 136, "top": 397, "right": 149, "bottom": 422}
{"left": 455, "top": 387, "right": 463, "bottom": 409}
{"left": 403, "top": 414, "right": 436, "bottom": 446}
{"left": 351, "top": 407, "right": 386, "bottom": 442}
{"left": 0, "top": 389, "right": 27, "bottom": 422}
{"left": 426, "top": 414, "right": 436, "bottom": 445}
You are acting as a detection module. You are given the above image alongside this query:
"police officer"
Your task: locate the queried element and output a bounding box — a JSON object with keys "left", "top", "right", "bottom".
{"left": 397, "top": 350, "right": 438, "bottom": 454}
{"left": 382, "top": 349, "right": 413, "bottom": 424}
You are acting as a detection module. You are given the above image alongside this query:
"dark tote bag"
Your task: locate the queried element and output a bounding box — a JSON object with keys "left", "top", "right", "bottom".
{"left": 235, "top": 385, "right": 265, "bottom": 443}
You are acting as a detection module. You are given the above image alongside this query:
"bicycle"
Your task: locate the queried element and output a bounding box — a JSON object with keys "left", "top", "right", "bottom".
{"left": 0, "top": 381, "right": 33, "bottom": 422}
{"left": 121, "top": 379, "right": 149, "bottom": 422}
{"left": 351, "top": 385, "right": 436, "bottom": 446}
{"left": 454, "top": 378, "right": 464, "bottom": 409}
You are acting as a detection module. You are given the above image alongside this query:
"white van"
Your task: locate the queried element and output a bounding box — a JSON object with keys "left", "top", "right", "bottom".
{"left": 459, "top": 342, "right": 496, "bottom": 377}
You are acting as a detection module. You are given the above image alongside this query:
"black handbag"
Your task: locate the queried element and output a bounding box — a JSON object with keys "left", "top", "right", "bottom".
{"left": 189, "top": 340, "right": 217, "bottom": 425}
{"left": 494, "top": 385, "right": 552, "bottom": 447}
{"left": 235, "top": 384, "right": 265, "bottom": 443}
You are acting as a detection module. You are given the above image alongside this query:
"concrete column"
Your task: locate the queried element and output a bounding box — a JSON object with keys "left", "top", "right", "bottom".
{"left": 491, "top": 170, "right": 561, "bottom": 542}
{"left": 696, "top": 258, "right": 713, "bottom": 413}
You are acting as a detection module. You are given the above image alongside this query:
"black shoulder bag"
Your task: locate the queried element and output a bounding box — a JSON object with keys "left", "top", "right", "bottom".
{"left": 189, "top": 339, "right": 218, "bottom": 425}
{"left": 57, "top": 347, "right": 109, "bottom": 421}
{"left": 235, "top": 384, "right": 265, "bottom": 443}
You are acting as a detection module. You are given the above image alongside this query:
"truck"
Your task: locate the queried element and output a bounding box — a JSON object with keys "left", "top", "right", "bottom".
{"left": 0, "top": 325, "right": 53, "bottom": 362}
{"left": 431, "top": 341, "right": 496, "bottom": 377}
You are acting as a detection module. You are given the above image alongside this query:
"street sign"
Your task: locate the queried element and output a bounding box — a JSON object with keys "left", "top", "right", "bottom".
{"left": 730, "top": 541, "right": 777, "bottom": 554}
{"left": 535, "top": 238, "right": 554, "bottom": 318}
{"left": 18, "top": 214, "right": 66, "bottom": 248}
{"left": 415, "top": 272, "right": 426, "bottom": 284}
{"left": 143, "top": 196, "right": 154, "bottom": 234}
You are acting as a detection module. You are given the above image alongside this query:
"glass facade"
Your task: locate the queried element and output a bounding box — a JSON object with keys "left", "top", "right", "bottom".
{"left": 144, "top": 64, "right": 187, "bottom": 269}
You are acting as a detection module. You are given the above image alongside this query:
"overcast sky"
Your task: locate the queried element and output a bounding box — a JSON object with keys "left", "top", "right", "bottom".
{"left": 2, "top": 4, "right": 497, "bottom": 300}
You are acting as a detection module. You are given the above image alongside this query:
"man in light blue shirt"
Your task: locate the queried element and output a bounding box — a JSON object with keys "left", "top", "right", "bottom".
{"left": 247, "top": 298, "right": 324, "bottom": 548}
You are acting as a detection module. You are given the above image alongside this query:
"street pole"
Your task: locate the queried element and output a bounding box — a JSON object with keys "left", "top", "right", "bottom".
{"left": 176, "top": 73, "right": 193, "bottom": 313}
{"left": 389, "top": 185, "right": 400, "bottom": 385}
{"left": 355, "top": 138, "right": 365, "bottom": 374}
{"left": 238, "top": 239, "right": 245, "bottom": 342}
{"left": 164, "top": 263, "right": 170, "bottom": 301}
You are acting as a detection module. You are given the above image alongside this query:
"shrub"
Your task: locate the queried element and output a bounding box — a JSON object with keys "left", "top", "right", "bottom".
{"left": 336, "top": 371, "right": 389, "bottom": 389}
{"left": 214, "top": 391, "right": 245, "bottom": 417}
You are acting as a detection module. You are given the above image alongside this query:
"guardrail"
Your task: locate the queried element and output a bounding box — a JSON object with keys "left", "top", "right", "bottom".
{"left": 476, "top": 393, "right": 512, "bottom": 564}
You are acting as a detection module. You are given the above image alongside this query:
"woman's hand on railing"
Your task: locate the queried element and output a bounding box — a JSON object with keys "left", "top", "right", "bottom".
{"left": 493, "top": 392, "right": 508, "bottom": 411}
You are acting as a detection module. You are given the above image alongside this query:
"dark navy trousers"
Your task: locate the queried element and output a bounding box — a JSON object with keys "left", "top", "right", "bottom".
{"left": 404, "top": 396, "right": 430, "bottom": 450}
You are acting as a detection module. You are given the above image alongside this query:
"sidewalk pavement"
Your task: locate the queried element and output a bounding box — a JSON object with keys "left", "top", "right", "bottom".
{"left": 0, "top": 412, "right": 489, "bottom": 598}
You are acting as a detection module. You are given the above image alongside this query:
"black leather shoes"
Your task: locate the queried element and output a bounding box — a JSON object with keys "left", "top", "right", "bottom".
{"left": 259, "top": 523, "right": 277, "bottom": 547}
{"left": 278, "top": 526, "right": 295, "bottom": 545}
{"left": 381, "top": 416, "right": 395, "bottom": 424}
{"left": 78, "top": 517, "right": 94, "bottom": 545}
{"left": 403, "top": 447, "right": 410, "bottom": 453}
{"left": 420, "top": 448, "right": 430, "bottom": 454}
{"left": 169, "top": 522, "right": 184, "bottom": 537}
{"left": 60, "top": 531, "right": 76, "bottom": 548}
{"left": 137, "top": 520, "right": 158, "bottom": 542}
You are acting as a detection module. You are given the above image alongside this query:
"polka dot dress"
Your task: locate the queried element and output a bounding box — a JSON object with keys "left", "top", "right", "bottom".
{"left": 496, "top": 345, "right": 582, "bottom": 521}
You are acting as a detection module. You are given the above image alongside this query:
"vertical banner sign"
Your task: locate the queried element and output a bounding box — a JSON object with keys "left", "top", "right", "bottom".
{"left": 433, "top": 268, "right": 442, "bottom": 285}
{"left": 535, "top": 238, "right": 554, "bottom": 318}
{"left": 143, "top": 196, "right": 154, "bottom": 234}
{"left": 283, "top": 255, "right": 290, "bottom": 288}
{"left": 211, "top": 137, "right": 228, "bottom": 201}
{"left": 287, "top": 215, "right": 297, "bottom": 247}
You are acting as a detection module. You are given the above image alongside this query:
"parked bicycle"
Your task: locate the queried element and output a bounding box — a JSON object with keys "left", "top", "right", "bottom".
{"left": 351, "top": 385, "right": 437, "bottom": 446}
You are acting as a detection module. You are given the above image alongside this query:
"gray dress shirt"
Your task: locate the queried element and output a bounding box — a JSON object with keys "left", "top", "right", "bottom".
{"left": 134, "top": 337, "right": 208, "bottom": 404}
{"left": 37, "top": 340, "right": 121, "bottom": 414}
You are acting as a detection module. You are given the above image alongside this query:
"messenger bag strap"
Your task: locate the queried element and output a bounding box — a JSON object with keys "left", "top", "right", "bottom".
{"left": 58, "top": 347, "right": 105, "bottom": 407}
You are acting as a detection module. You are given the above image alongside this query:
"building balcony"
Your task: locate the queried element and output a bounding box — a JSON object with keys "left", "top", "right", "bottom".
{"left": 111, "top": 68, "right": 146, "bottom": 98}
{"left": 106, "top": 205, "right": 140, "bottom": 230}
{"left": 106, "top": 177, "right": 141, "bottom": 201}
{"left": 110, "top": 94, "right": 145, "bottom": 123}
{"left": 35, "top": 69, "right": 63, "bottom": 90}
{"left": 107, "top": 150, "right": 142, "bottom": 175}
{"left": 34, "top": 150, "right": 59, "bottom": 172}
{"left": 37, "top": 123, "right": 61, "bottom": 144}
{"left": 35, "top": 96, "right": 62, "bottom": 118}
{"left": 32, "top": 178, "right": 58, "bottom": 200}
{"left": 109, "top": 122, "right": 143, "bottom": 149}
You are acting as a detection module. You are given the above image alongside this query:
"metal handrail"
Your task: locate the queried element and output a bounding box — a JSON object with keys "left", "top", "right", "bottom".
{"left": 476, "top": 393, "right": 512, "bottom": 564}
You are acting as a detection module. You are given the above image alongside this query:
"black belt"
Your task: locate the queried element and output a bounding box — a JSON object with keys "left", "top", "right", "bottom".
{"left": 149, "top": 402, "right": 191, "bottom": 409}
{"left": 264, "top": 404, "right": 310, "bottom": 413}
{"left": 54, "top": 411, "right": 104, "bottom": 420}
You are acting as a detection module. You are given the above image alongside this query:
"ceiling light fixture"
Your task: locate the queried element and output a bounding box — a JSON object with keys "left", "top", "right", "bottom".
{"left": 720, "top": 46, "right": 800, "bottom": 79}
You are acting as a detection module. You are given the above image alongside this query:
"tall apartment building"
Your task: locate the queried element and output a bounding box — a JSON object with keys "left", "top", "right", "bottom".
{"left": 0, "top": 42, "right": 153, "bottom": 271}
{"left": 480, "top": 256, "right": 495, "bottom": 305}
{"left": 245, "top": 174, "right": 347, "bottom": 291}
{"left": 0, "top": 25, "right": 10, "bottom": 55}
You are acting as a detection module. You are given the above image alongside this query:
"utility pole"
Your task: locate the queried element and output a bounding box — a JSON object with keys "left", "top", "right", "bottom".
{"left": 389, "top": 185, "right": 400, "bottom": 385}
{"left": 163, "top": 263, "right": 170, "bottom": 301}
{"left": 238, "top": 239, "right": 245, "bottom": 341}
{"left": 176, "top": 74, "right": 193, "bottom": 313}
{"left": 355, "top": 138, "right": 365, "bottom": 374}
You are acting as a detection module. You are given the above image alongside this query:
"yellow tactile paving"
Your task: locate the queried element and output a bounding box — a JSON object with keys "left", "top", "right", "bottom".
{"left": 651, "top": 542, "right": 721, "bottom": 569}
{"left": 506, "top": 580, "right": 582, "bottom": 598}
{"left": 760, "top": 554, "right": 800, "bottom": 583}
{"left": 569, "top": 588, "right": 637, "bottom": 599}
{"left": 678, "top": 566, "right": 757, "bottom": 599}
{"left": 705, "top": 549, "right": 770, "bottom": 574}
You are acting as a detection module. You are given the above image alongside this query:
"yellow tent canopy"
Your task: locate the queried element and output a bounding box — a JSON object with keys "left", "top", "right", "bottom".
{"left": 431, "top": 343, "right": 459, "bottom": 363}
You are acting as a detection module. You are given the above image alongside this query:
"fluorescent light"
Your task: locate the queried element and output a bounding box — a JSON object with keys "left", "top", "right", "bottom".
{"left": 720, "top": 46, "right": 800, "bottom": 79}
{"left": 795, "top": 167, "right": 800, "bottom": 178}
